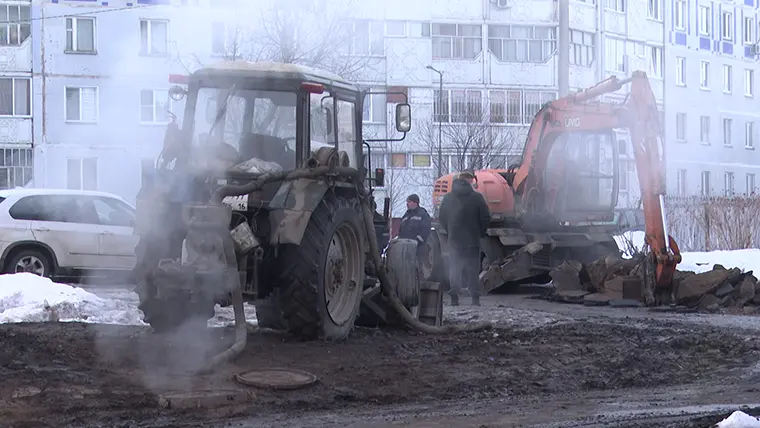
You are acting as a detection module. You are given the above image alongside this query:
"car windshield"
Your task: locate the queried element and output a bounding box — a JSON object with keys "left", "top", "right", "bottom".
{"left": 193, "top": 87, "right": 298, "bottom": 172}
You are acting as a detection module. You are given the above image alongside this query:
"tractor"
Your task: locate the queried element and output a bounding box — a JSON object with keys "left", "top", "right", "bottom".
{"left": 132, "top": 61, "right": 436, "bottom": 342}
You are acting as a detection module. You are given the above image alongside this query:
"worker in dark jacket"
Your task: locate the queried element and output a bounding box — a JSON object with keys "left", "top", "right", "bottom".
{"left": 398, "top": 194, "right": 432, "bottom": 260}
{"left": 437, "top": 172, "right": 491, "bottom": 306}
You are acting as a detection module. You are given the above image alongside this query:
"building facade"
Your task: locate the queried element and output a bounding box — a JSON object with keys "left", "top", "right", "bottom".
{"left": 664, "top": 0, "right": 760, "bottom": 197}
{"left": 21, "top": 0, "right": 664, "bottom": 214}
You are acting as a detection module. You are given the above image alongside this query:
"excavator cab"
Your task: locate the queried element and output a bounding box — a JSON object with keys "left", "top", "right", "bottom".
{"left": 544, "top": 129, "right": 619, "bottom": 224}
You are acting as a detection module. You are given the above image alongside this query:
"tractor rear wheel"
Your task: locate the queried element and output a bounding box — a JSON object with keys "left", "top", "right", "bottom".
{"left": 277, "top": 195, "right": 366, "bottom": 340}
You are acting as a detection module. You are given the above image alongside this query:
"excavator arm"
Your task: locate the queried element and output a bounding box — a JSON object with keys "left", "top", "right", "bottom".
{"left": 511, "top": 70, "right": 681, "bottom": 299}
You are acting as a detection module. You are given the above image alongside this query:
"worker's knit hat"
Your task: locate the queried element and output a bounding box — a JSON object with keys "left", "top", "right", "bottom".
{"left": 407, "top": 194, "right": 420, "bottom": 204}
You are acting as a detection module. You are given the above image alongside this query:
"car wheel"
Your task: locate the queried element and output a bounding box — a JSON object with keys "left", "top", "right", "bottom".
{"left": 5, "top": 249, "right": 53, "bottom": 278}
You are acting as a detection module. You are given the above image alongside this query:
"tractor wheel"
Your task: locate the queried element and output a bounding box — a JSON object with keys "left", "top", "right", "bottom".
{"left": 385, "top": 238, "right": 421, "bottom": 309}
{"left": 277, "top": 195, "right": 366, "bottom": 340}
{"left": 422, "top": 232, "right": 449, "bottom": 290}
{"left": 254, "top": 291, "right": 287, "bottom": 330}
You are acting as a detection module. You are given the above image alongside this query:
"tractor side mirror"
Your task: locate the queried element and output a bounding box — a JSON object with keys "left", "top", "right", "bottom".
{"left": 395, "top": 103, "right": 411, "bottom": 133}
{"left": 374, "top": 168, "right": 385, "bottom": 187}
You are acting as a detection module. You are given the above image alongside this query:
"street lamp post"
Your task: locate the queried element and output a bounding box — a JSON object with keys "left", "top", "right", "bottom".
{"left": 426, "top": 65, "right": 444, "bottom": 178}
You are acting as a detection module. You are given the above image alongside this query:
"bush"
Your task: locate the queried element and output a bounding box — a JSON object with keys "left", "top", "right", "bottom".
{"left": 665, "top": 195, "right": 760, "bottom": 251}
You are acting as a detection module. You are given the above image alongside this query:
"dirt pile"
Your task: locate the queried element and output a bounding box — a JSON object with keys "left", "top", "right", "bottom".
{"left": 547, "top": 255, "right": 760, "bottom": 313}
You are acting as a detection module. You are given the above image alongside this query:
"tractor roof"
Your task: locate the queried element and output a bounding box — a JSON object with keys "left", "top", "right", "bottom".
{"left": 193, "top": 61, "right": 357, "bottom": 89}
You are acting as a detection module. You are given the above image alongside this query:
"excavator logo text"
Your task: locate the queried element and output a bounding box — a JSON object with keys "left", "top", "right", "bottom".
{"left": 564, "top": 117, "right": 581, "bottom": 128}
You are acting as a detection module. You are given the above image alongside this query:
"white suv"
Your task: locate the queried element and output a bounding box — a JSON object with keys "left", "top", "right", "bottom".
{"left": 0, "top": 188, "right": 138, "bottom": 280}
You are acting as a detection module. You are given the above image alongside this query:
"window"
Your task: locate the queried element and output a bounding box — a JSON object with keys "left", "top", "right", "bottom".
{"left": 675, "top": 113, "right": 686, "bottom": 141}
{"left": 431, "top": 23, "right": 482, "bottom": 60}
{"left": 723, "top": 118, "right": 732, "bottom": 146}
{"left": 723, "top": 65, "right": 732, "bottom": 93}
{"left": 724, "top": 172, "right": 735, "bottom": 195}
{"left": 722, "top": 11, "right": 733, "bottom": 41}
{"left": 700, "top": 116, "right": 710, "bottom": 144}
{"left": 649, "top": 46, "right": 662, "bottom": 78}
{"left": 0, "top": 148, "right": 32, "bottom": 189}
{"left": 336, "top": 100, "right": 358, "bottom": 167}
{"left": 744, "top": 17, "right": 754, "bottom": 45}
{"left": 65, "top": 17, "right": 96, "bottom": 53}
{"left": 390, "top": 153, "right": 407, "bottom": 168}
{"left": 647, "top": 0, "right": 662, "bottom": 21}
{"left": 0, "top": 5, "right": 30, "bottom": 46}
{"left": 675, "top": 57, "right": 685, "bottom": 86}
{"left": 489, "top": 89, "right": 556, "bottom": 125}
{"left": 433, "top": 89, "right": 450, "bottom": 123}
{"left": 0, "top": 78, "right": 30, "bottom": 116}
{"left": 139, "top": 89, "right": 173, "bottom": 124}
{"left": 676, "top": 169, "right": 687, "bottom": 196}
{"left": 385, "top": 21, "right": 406, "bottom": 37}
{"left": 210, "top": 21, "right": 243, "bottom": 57}
{"left": 569, "top": 30, "right": 595, "bottom": 67}
{"left": 604, "top": 38, "right": 626, "bottom": 72}
{"left": 92, "top": 197, "right": 135, "bottom": 227}
{"left": 350, "top": 20, "right": 384, "bottom": 56}
{"left": 745, "top": 69, "right": 754, "bottom": 97}
{"left": 363, "top": 89, "right": 386, "bottom": 123}
{"left": 434, "top": 89, "right": 482, "bottom": 123}
{"left": 411, "top": 154, "right": 432, "bottom": 168}
{"left": 674, "top": 0, "right": 685, "bottom": 30}
{"left": 700, "top": 61, "right": 710, "bottom": 89}
{"left": 747, "top": 173, "right": 756, "bottom": 195}
{"left": 699, "top": 6, "right": 711, "bottom": 36}
{"left": 701, "top": 171, "right": 711, "bottom": 196}
{"left": 746, "top": 121, "right": 754, "bottom": 148}
{"left": 67, "top": 158, "right": 98, "bottom": 190}
{"left": 64, "top": 87, "right": 98, "bottom": 123}
{"left": 605, "top": 0, "right": 625, "bottom": 13}
{"left": 139, "top": 19, "right": 168, "bottom": 55}
{"left": 488, "top": 25, "right": 557, "bottom": 63}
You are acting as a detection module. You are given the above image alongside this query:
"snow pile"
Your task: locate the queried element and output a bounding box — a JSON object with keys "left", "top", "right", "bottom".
{"left": 613, "top": 230, "right": 760, "bottom": 275}
{"left": 0, "top": 273, "right": 145, "bottom": 325}
{"left": 714, "top": 410, "right": 760, "bottom": 428}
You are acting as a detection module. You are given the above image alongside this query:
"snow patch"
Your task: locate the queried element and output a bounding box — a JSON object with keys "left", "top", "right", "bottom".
{"left": 0, "top": 273, "right": 145, "bottom": 325}
{"left": 715, "top": 410, "right": 760, "bottom": 428}
{"left": 614, "top": 230, "right": 646, "bottom": 258}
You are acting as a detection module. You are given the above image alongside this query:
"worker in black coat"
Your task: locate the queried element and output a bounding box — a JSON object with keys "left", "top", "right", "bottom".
{"left": 437, "top": 172, "right": 491, "bottom": 306}
{"left": 397, "top": 194, "right": 432, "bottom": 261}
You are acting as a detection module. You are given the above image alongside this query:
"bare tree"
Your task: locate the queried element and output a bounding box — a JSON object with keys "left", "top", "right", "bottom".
{"left": 412, "top": 112, "right": 523, "bottom": 186}
{"left": 173, "top": 0, "right": 378, "bottom": 80}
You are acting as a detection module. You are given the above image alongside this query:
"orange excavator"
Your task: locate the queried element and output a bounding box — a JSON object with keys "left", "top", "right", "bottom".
{"left": 425, "top": 71, "right": 681, "bottom": 305}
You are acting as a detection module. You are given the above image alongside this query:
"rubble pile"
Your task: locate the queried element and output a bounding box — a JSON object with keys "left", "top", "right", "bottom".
{"left": 546, "top": 254, "right": 760, "bottom": 313}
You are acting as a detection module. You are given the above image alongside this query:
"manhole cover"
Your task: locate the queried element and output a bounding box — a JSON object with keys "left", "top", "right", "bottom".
{"left": 234, "top": 368, "right": 317, "bottom": 390}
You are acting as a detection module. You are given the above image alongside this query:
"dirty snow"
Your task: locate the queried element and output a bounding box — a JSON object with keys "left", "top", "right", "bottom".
{"left": 0, "top": 273, "right": 259, "bottom": 328}
{"left": 714, "top": 410, "right": 760, "bottom": 427}
{"left": 445, "top": 305, "right": 570, "bottom": 329}
{"left": 615, "top": 230, "right": 760, "bottom": 275}
{"left": 0, "top": 273, "right": 145, "bottom": 325}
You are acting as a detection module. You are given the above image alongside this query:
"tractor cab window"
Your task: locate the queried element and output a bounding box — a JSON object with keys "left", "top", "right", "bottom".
{"left": 308, "top": 93, "right": 359, "bottom": 167}
{"left": 310, "top": 93, "right": 335, "bottom": 153}
{"left": 193, "top": 87, "right": 297, "bottom": 173}
{"left": 545, "top": 130, "right": 617, "bottom": 217}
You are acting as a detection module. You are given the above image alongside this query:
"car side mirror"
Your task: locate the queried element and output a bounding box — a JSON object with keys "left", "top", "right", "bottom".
{"left": 395, "top": 103, "right": 411, "bottom": 133}
{"left": 375, "top": 168, "right": 385, "bottom": 187}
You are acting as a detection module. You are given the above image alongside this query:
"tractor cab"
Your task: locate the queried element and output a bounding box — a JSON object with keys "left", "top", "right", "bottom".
{"left": 162, "top": 62, "right": 410, "bottom": 184}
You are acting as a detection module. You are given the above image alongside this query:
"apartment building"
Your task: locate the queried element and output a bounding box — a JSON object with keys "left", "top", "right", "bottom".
{"left": 21, "top": 0, "right": 664, "bottom": 212}
{"left": 665, "top": 0, "right": 760, "bottom": 197}
{"left": 0, "top": 1, "right": 33, "bottom": 189}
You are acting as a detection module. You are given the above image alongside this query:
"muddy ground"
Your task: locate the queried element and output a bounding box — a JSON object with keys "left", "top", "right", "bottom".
{"left": 3, "top": 303, "right": 760, "bottom": 428}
